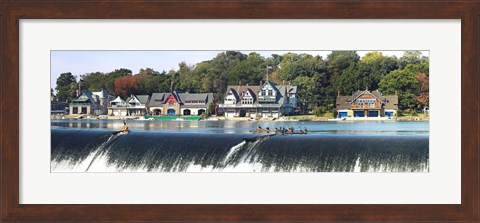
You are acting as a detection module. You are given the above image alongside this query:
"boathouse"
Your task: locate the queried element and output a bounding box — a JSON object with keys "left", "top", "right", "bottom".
{"left": 69, "top": 89, "right": 112, "bottom": 116}
{"left": 147, "top": 91, "right": 214, "bottom": 116}
{"left": 107, "top": 94, "right": 150, "bottom": 116}
{"left": 335, "top": 89, "right": 398, "bottom": 119}
{"left": 219, "top": 81, "right": 298, "bottom": 118}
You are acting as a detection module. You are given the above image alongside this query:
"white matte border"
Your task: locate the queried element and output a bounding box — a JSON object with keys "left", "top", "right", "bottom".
{"left": 20, "top": 20, "right": 460, "bottom": 204}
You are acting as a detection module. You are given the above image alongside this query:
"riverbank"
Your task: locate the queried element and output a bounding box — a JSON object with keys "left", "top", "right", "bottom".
{"left": 284, "top": 114, "right": 429, "bottom": 122}
{"left": 52, "top": 114, "right": 429, "bottom": 122}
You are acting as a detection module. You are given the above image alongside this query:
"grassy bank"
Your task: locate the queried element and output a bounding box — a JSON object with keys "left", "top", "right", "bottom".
{"left": 287, "top": 113, "right": 334, "bottom": 121}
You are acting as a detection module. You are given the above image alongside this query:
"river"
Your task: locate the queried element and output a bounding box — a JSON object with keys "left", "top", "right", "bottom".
{"left": 51, "top": 119, "right": 429, "bottom": 172}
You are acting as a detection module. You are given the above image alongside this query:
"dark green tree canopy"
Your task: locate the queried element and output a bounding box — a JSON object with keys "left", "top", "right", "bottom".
{"left": 55, "top": 72, "right": 77, "bottom": 102}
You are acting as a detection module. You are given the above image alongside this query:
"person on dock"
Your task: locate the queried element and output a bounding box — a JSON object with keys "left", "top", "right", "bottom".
{"left": 304, "top": 127, "right": 308, "bottom": 134}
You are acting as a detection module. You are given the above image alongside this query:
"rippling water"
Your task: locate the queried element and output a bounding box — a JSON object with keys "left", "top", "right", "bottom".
{"left": 51, "top": 120, "right": 429, "bottom": 172}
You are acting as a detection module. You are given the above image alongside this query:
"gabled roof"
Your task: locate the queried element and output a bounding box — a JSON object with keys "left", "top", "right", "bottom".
{"left": 180, "top": 93, "right": 214, "bottom": 104}
{"left": 135, "top": 95, "right": 150, "bottom": 104}
{"left": 336, "top": 96, "right": 352, "bottom": 110}
{"left": 72, "top": 91, "right": 98, "bottom": 103}
{"left": 277, "top": 85, "right": 297, "bottom": 96}
{"left": 226, "top": 88, "right": 240, "bottom": 101}
{"left": 148, "top": 93, "right": 169, "bottom": 107}
{"left": 244, "top": 88, "right": 257, "bottom": 101}
{"left": 224, "top": 84, "right": 298, "bottom": 105}
{"left": 171, "top": 90, "right": 184, "bottom": 104}
{"left": 111, "top": 96, "right": 125, "bottom": 103}
{"left": 382, "top": 96, "right": 399, "bottom": 109}
{"left": 225, "top": 86, "right": 262, "bottom": 104}
{"left": 260, "top": 81, "right": 280, "bottom": 93}
{"left": 351, "top": 90, "right": 381, "bottom": 102}
{"left": 336, "top": 90, "right": 399, "bottom": 110}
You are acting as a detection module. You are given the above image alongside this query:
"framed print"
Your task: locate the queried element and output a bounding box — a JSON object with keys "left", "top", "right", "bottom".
{"left": 1, "top": 0, "right": 478, "bottom": 222}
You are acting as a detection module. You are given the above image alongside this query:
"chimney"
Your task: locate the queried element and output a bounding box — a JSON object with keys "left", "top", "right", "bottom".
{"left": 260, "top": 80, "right": 263, "bottom": 86}
{"left": 76, "top": 89, "right": 79, "bottom": 97}
{"left": 338, "top": 90, "right": 340, "bottom": 97}
{"left": 366, "top": 86, "right": 368, "bottom": 91}
{"left": 395, "top": 90, "right": 398, "bottom": 96}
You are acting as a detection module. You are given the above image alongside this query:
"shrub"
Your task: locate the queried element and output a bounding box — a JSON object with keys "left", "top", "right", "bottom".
{"left": 313, "top": 106, "right": 328, "bottom": 117}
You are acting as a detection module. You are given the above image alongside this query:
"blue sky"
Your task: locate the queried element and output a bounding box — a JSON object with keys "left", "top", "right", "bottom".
{"left": 51, "top": 50, "right": 427, "bottom": 90}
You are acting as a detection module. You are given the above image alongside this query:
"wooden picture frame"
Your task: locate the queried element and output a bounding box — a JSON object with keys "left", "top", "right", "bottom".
{"left": 1, "top": 0, "right": 478, "bottom": 222}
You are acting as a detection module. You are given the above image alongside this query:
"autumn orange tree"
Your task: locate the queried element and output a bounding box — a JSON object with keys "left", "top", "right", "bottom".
{"left": 415, "top": 73, "right": 429, "bottom": 108}
{"left": 114, "top": 75, "right": 139, "bottom": 98}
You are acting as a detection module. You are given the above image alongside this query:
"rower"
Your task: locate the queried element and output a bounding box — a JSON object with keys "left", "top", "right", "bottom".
{"left": 120, "top": 121, "right": 129, "bottom": 132}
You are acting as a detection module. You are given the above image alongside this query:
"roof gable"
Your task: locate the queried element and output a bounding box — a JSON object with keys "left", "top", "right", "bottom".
{"left": 72, "top": 91, "right": 97, "bottom": 103}
{"left": 352, "top": 90, "right": 380, "bottom": 102}
{"left": 336, "top": 90, "right": 399, "bottom": 110}
{"left": 111, "top": 96, "right": 125, "bottom": 103}
{"left": 165, "top": 94, "right": 179, "bottom": 104}
{"left": 260, "top": 81, "right": 280, "bottom": 92}
{"left": 148, "top": 93, "right": 168, "bottom": 107}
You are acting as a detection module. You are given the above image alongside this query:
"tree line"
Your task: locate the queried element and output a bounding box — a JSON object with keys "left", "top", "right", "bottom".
{"left": 53, "top": 51, "right": 429, "bottom": 112}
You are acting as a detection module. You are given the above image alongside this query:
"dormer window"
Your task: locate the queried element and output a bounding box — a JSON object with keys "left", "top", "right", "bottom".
{"left": 268, "top": 90, "right": 273, "bottom": 96}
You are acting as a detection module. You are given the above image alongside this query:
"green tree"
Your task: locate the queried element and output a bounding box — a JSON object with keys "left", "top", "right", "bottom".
{"left": 228, "top": 52, "right": 266, "bottom": 86}
{"left": 336, "top": 63, "right": 368, "bottom": 95}
{"left": 277, "top": 53, "right": 328, "bottom": 109}
{"left": 136, "top": 68, "right": 163, "bottom": 95}
{"left": 199, "top": 52, "right": 230, "bottom": 102}
{"left": 208, "top": 102, "right": 215, "bottom": 115}
{"left": 80, "top": 72, "right": 105, "bottom": 92}
{"left": 398, "top": 51, "right": 428, "bottom": 69}
{"left": 379, "top": 69, "right": 419, "bottom": 110}
{"left": 404, "top": 60, "right": 429, "bottom": 75}
{"left": 292, "top": 76, "right": 317, "bottom": 111}
{"left": 359, "top": 52, "right": 399, "bottom": 90}
{"left": 55, "top": 72, "right": 77, "bottom": 102}
{"left": 325, "top": 51, "right": 360, "bottom": 100}
{"left": 279, "top": 53, "right": 325, "bottom": 81}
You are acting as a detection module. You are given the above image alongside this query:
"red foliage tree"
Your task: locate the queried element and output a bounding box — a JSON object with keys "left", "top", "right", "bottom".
{"left": 114, "top": 75, "right": 139, "bottom": 98}
{"left": 415, "top": 73, "right": 429, "bottom": 108}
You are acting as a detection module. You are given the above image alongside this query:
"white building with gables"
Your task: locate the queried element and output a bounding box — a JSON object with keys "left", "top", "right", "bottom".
{"left": 219, "top": 81, "right": 298, "bottom": 118}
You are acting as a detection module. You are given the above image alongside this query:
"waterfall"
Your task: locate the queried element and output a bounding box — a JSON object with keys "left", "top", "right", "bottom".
{"left": 52, "top": 129, "right": 429, "bottom": 172}
{"left": 85, "top": 134, "right": 118, "bottom": 172}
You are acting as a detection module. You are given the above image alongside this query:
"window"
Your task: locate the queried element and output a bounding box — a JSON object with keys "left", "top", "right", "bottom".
{"left": 261, "top": 90, "right": 266, "bottom": 96}
{"left": 242, "top": 98, "right": 253, "bottom": 104}
{"left": 357, "top": 99, "right": 376, "bottom": 108}
{"left": 268, "top": 90, "right": 273, "bottom": 96}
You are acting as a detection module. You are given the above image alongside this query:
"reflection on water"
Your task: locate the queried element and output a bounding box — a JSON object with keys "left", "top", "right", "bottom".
{"left": 51, "top": 119, "right": 428, "bottom": 136}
